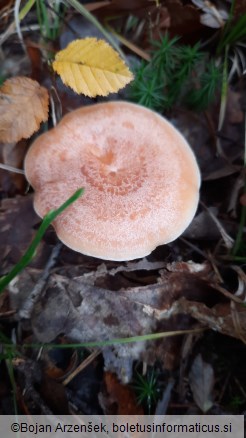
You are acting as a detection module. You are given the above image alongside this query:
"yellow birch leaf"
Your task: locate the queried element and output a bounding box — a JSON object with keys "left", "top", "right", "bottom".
{"left": 52, "top": 38, "right": 134, "bottom": 97}
{"left": 0, "top": 77, "right": 49, "bottom": 144}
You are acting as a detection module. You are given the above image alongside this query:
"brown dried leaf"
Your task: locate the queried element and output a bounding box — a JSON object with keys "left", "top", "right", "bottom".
{"left": 0, "top": 76, "right": 49, "bottom": 143}
{"left": 100, "top": 0, "right": 154, "bottom": 14}
{"left": 189, "top": 354, "right": 214, "bottom": 412}
{"left": 39, "top": 376, "right": 69, "bottom": 414}
{"left": 232, "top": 0, "right": 246, "bottom": 17}
{"left": 165, "top": 0, "right": 201, "bottom": 35}
{"left": 85, "top": 1, "right": 111, "bottom": 11}
{"left": 103, "top": 372, "right": 143, "bottom": 415}
{"left": 26, "top": 44, "right": 44, "bottom": 83}
{"left": 0, "top": 195, "right": 48, "bottom": 275}
{"left": 166, "top": 261, "right": 210, "bottom": 275}
{"left": 161, "top": 298, "right": 246, "bottom": 341}
{"left": 0, "top": 140, "right": 27, "bottom": 194}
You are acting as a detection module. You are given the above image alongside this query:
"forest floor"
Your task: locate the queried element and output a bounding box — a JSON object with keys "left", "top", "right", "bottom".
{"left": 0, "top": 0, "right": 246, "bottom": 417}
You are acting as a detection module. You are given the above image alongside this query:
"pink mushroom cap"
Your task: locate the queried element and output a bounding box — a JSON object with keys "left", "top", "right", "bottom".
{"left": 24, "top": 101, "right": 201, "bottom": 261}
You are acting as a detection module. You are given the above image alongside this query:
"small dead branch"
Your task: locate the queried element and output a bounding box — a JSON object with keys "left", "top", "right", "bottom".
{"left": 200, "top": 200, "right": 234, "bottom": 249}
{"left": 19, "top": 243, "right": 62, "bottom": 319}
{"left": 63, "top": 349, "right": 101, "bottom": 386}
{"left": 0, "top": 162, "right": 24, "bottom": 174}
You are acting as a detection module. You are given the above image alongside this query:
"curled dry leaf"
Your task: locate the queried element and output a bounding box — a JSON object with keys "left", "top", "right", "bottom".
{"left": 0, "top": 195, "right": 42, "bottom": 272}
{"left": 9, "top": 260, "right": 246, "bottom": 381}
{"left": 52, "top": 38, "right": 133, "bottom": 97}
{"left": 103, "top": 372, "right": 144, "bottom": 415}
{"left": 191, "top": 0, "right": 228, "bottom": 28}
{"left": 0, "top": 77, "right": 49, "bottom": 143}
{"left": 189, "top": 354, "right": 214, "bottom": 413}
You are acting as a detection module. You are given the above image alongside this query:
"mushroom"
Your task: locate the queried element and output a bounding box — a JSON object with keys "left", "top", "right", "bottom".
{"left": 24, "top": 101, "right": 200, "bottom": 261}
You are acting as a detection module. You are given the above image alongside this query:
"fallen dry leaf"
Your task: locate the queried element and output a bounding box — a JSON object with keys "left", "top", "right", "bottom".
{"left": 0, "top": 195, "right": 49, "bottom": 275}
{"left": 165, "top": 0, "right": 201, "bottom": 36}
{"left": 96, "top": 0, "right": 155, "bottom": 15}
{"left": 39, "top": 375, "right": 69, "bottom": 414}
{"left": 85, "top": 1, "right": 111, "bottom": 12}
{"left": 8, "top": 259, "right": 246, "bottom": 382}
{"left": 191, "top": 0, "right": 228, "bottom": 28}
{"left": 0, "top": 76, "right": 49, "bottom": 143}
{"left": 102, "top": 372, "right": 143, "bottom": 414}
{"left": 19, "top": 268, "right": 214, "bottom": 380}
{"left": 0, "top": 139, "right": 27, "bottom": 194}
{"left": 232, "top": 0, "right": 246, "bottom": 17}
{"left": 52, "top": 38, "right": 133, "bottom": 97}
{"left": 159, "top": 298, "right": 246, "bottom": 340}
{"left": 189, "top": 354, "right": 214, "bottom": 412}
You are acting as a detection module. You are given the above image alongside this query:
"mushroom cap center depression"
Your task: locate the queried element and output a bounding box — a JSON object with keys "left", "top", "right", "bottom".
{"left": 80, "top": 137, "right": 148, "bottom": 197}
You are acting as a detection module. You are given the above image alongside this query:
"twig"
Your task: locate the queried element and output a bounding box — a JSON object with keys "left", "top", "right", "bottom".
{"left": 62, "top": 349, "right": 101, "bottom": 386}
{"left": 200, "top": 200, "right": 234, "bottom": 249}
{"left": 19, "top": 242, "right": 62, "bottom": 319}
{"left": 106, "top": 24, "right": 151, "bottom": 61}
{"left": 230, "top": 300, "right": 246, "bottom": 344}
{"left": 0, "top": 162, "right": 25, "bottom": 175}
{"left": 50, "top": 86, "right": 62, "bottom": 126}
{"left": 206, "top": 250, "right": 224, "bottom": 283}
{"left": 234, "top": 376, "right": 246, "bottom": 398}
{"left": 0, "top": 0, "right": 37, "bottom": 46}
{"left": 14, "top": 0, "right": 27, "bottom": 54}
{"left": 210, "top": 283, "right": 244, "bottom": 304}
{"left": 179, "top": 237, "right": 208, "bottom": 259}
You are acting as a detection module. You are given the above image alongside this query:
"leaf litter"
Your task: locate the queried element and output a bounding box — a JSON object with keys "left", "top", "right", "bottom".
{"left": 6, "top": 258, "right": 246, "bottom": 385}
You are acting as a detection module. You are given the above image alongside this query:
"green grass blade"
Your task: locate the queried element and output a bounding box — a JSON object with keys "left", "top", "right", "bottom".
{"left": 224, "top": 16, "right": 246, "bottom": 45}
{"left": 5, "top": 356, "right": 18, "bottom": 416}
{"left": 64, "top": 0, "right": 126, "bottom": 60}
{"left": 0, "top": 188, "right": 84, "bottom": 294}
{"left": 19, "top": 0, "right": 36, "bottom": 20}
{"left": 38, "top": 0, "right": 52, "bottom": 39}
{"left": 20, "top": 328, "right": 205, "bottom": 350}
{"left": 217, "top": 14, "right": 246, "bottom": 54}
